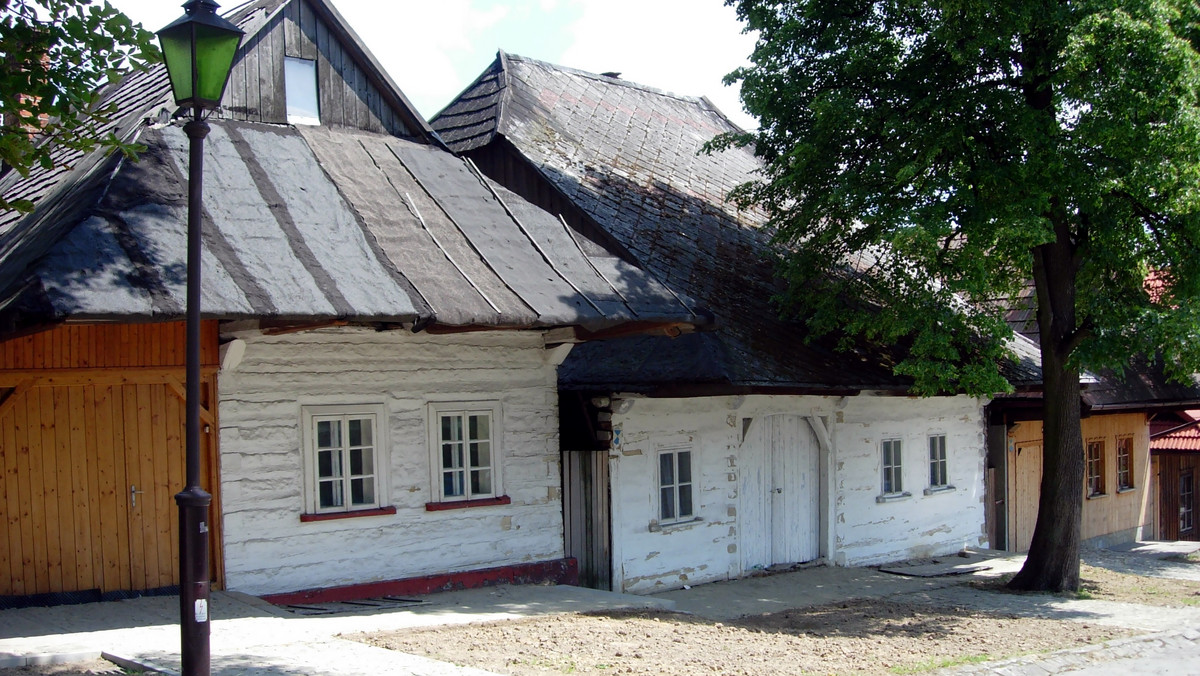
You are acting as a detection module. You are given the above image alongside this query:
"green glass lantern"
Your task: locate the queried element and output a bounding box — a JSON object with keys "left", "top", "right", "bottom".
{"left": 157, "top": 0, "right": 244, "bottom": 110}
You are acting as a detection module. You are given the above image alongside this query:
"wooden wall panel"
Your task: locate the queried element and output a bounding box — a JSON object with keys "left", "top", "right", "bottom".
{"left": 1157, "top": 453, "right": 1199, "bottom": 541}
{"left": 1005, "top": 412, "right": 1151, "bottom": 552}
{"left": 223, "top": 0, "right": 409, "bottom": 135}
{"left": 0, "top": 322, "right": 218, "bottom": 370}
{"left": 0, "top": 320, "right": 223, "bottom": 600}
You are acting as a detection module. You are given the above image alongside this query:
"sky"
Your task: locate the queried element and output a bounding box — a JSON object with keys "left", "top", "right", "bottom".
{"left": 109, "top": 0, "right": 761, "bottom": 130}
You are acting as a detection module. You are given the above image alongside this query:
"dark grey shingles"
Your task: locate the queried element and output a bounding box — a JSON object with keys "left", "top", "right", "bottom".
{"left": 392, "top": 141, "right": 605, "bottom": 326}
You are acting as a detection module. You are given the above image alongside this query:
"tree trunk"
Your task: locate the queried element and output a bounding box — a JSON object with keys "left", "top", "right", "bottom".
{"left": 1009, "top": 225, "right": 1084, "bottom": 592}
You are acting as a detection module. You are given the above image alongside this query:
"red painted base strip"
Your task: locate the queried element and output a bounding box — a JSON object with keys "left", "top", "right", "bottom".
{"left": 425, "top": 495, "right": 511, "bottom": 511}
{"left": 260, "top": 558, "right": 579, "bottom": 606}
{"left": 299, "top": 506, "right": 397, "bottom": 522}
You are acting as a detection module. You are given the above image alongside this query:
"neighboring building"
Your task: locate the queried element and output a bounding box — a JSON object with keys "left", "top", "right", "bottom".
{"left": 433, "top": 53, "right": 1042, "bottom": 593}
{"left": 990, "top": 293, "right": 1200, "bottom": 551}
{"left": 0, "top": 0, "right": 702, "bottom": 607}
{"left": 1150, "top": 410, "right": 1200, "bottom": 541}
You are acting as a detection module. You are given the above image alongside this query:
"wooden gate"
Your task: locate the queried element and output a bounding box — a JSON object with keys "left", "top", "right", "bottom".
{"left": 562, "top": 449, "right": 611, "bottom": 589}
{"left": 0, "top": 323, "right": 222, "bottom": 603}
{"left": 740, "top": 415, "right": 820, "bottom": 571}
{"left": 1007, "top": 441, "right": 1043, "bottom": 552}
{"left": 1157, "top": 453, "right": 1199, "bottom": 541}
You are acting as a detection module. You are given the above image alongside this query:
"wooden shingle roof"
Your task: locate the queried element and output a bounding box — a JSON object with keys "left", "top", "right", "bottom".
{"left": 435, "top": 53, "right": 1040, "bottom": 393}
{"left": 0, "top": 4, "right": 700, "bottom": 338}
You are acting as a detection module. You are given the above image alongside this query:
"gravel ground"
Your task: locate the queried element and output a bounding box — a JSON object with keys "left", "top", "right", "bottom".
{"left": 5, "top": 554, "right": 1196, "bottom": 676}
{"left": 357, "top": 599, "right": 1129, "bottom": 676}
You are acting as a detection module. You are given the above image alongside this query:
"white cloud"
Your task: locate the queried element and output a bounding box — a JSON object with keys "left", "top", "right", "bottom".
{"left": 559, "top": 0, "right": 757, "bottom": 129}
{"left": 110, "top": 0, "right": 757, "bottom": 127}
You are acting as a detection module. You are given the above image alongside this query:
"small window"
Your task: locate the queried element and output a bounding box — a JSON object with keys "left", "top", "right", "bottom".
{"left": 1181, "top": 472, "right": 1194, "bottom": 534}
{"left": 303, "top": 405, "right": 386, "bottom": 514}
{"left": 928, "top": 434, "right": 948, "bottom": 488}
{"left": 1116, "top": 436, "right": 1134, "bottom": 490}
{"left": 1086, "top": 440, "right": 1106, "bottom": 497}
{"left": 285, "top": 57, "right": 320, "bottom": 125}
{"left": 658, "top": 448, "right": 694, "bottom": 524}
{"left": 882, "top": 438, "right": 903, "bottom": 494}
{"left": 429, "top": 402, "right": 503, "bottom": 503}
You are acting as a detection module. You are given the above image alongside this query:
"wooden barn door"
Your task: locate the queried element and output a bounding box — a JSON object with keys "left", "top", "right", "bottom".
{"left": 1007, "top": 441, "right": 1043, "bottom": 552}
{"left": 1160, "top": 454, "right": 1198, "bottom": 542}
{"left": 741, "top": 415, "right": 820, "bottom": 572}
{"left": 0, "top": 323, "right": 222, "bottom": 604}
{"left": 562, "top": 450, "right": 611, "bottom": 589}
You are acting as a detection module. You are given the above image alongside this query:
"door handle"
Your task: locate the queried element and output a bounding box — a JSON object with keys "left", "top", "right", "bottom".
{"left": 131, "top": 484, "right": 145, "bottom": 508}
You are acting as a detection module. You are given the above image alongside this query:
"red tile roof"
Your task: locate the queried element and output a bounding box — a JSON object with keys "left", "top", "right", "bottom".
{"left": 1151, "top": 410, "right": 1200, "bottom": 452}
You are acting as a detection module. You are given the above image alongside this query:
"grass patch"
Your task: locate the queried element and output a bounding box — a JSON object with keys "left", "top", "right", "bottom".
{"left": 889, "top": 654, "right": 992, "bottom": 674}
{"left": 1166, "top": 551, "right": 1200, "bottom": 564}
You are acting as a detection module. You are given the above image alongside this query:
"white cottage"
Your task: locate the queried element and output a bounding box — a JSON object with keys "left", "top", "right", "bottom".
{"left": 433, "top": 53, "right": 1041, "bottom": 592}
{"left": 0, "top": 1, "right": 701, "bottom": 607}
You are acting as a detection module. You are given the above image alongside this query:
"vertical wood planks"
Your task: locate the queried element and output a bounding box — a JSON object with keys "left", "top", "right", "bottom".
{"left": 110, "top": 386, "right": 132, "bottom": 592}
{"left": 122, "top": 385, "right": 146, "bottom": 591}
{"left": 0, "top": 396, "right": 16, "bottom": 594}
{"left": 261, "top": 16, "right": 285, "bottom": 122}
{"left": 299, "top": 0, "right": 319, "bottom": 61}
{"left": 41, "top": 387, "right": 64, "bottom": 593}
{"left": 149, "top": 386, "right": 173, "bottom": 589}
{"left": 92, "top": 385, "right": 122, "bottom": 592}
{"left": 13, "top": 390, "right": 34, "bottom": 594}
{"left": 283, "top": 0, "right": 302, "bottom": 58}
{"left": 0, "top": 322, "right": 219, "bottom": 370}
{"left": 67, "top": 386, "right": 93, "bottom": 591}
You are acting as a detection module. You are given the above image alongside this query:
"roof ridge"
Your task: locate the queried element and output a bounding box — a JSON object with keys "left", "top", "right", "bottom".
{"left": 502, "top": 52, "right": 720, "bottom": 111}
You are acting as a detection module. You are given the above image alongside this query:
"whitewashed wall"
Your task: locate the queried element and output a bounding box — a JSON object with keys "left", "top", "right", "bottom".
{"left": 609, "top": 393, "right": 988, "bottom": 594}
{"left": 218, "top": 327, "right": 564, "bottom": 596}
{"left": 833, "top": 395, "right": 988, "bottom": 566}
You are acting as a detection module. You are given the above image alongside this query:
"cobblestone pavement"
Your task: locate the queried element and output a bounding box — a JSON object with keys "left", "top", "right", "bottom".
{"left": 934, "top": 542, "right": 1200, "bottom": 675}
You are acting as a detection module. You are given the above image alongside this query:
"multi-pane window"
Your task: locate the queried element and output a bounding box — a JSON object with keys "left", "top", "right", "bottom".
{"left": 928, "top": 434, "right": 948, "bottom": 488}
{"left": 882, "top": 438, "right": 903, "bottom": 494}
{"left": 430, "top": 403, "right": 502, "bottom": 502}
{"left": 658, "top": 448, "right": 694, "bottom": 523}
{"left": 305, "top": 407, "right": 382, "bottom": 514}
{"left": 1113, "top": 437, "right": 1132, "bottom": 489}
{"left": 1182, "top": 472, "right": 1194, "bottom": 534}
{"left": 1116, "top": 437, "right": 1134, "bottom": 491}
{"left": 1086, "top": 440, "right": 1105, "bottom": 497}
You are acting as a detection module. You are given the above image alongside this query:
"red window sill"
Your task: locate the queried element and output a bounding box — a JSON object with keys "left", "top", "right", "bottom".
{"left": 300, "top": 506, "right": 397, "bottom": 522}
{"left": 425, "top": 495, "right": 511, "bottom": 511}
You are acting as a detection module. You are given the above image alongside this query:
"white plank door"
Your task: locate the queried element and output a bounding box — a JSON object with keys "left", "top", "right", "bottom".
{"left": 741, "top": 414, "right": 820, "bottom": 573}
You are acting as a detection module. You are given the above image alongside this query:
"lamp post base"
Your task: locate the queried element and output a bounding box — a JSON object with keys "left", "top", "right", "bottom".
{"left": 177, "top": 486, "right": 212, "bottom": 676}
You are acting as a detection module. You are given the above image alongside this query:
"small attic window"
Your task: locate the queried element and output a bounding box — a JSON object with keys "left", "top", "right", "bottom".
{"left": 285, "top": 57, "right": 320, "bottom": 125}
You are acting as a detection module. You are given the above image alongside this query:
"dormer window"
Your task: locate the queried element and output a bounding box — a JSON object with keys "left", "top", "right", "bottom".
{"left": 285, "top": 57, "right": 320, "bottom": 125}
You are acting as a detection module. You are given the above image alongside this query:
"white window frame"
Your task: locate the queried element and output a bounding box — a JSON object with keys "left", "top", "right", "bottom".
{"left": 428, "top": 401, "right": 503, "bottom": 503}
{"left": 928, "top": 434, "right": 948, "bottom": 488}
{"left": 882, "top": 438, "right": 903, "bottom": 495}
{"left": 657, "top": 446, "right": 695, "bottom": 525}
{"left": 285, "top": 56, "right": 320, "bottom": 125}
{"left": 301, "top": 404, "right": 388, "bottom": 515}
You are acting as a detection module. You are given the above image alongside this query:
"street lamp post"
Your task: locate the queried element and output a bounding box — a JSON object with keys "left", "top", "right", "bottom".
{"left": 156, "top": 2, "right": 242, "bottom": 674}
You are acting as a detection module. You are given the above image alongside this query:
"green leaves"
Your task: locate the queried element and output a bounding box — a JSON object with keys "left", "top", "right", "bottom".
{"left": 0, "top": 0, "right": 160, "bottom": 211}
{"left": 722, "top": 0, "right": 1200, "bottom": 396}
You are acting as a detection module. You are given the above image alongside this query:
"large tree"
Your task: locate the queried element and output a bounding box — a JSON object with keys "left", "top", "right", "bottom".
{"left": 0, "top": 0, "right": 157, "bottom": 211}
{"left": 716, "top": 0, "right": 1200, "bottom": 590}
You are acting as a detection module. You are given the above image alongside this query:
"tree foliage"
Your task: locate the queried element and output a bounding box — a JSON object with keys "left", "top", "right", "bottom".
{"left": 0, "top": 0, "right": 158, "bottom": 212}
{"left": 718, "top": 0, "right": 1200, "bottom": 590}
